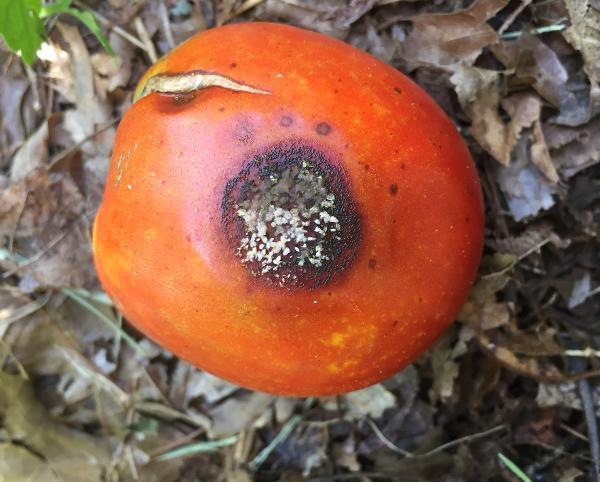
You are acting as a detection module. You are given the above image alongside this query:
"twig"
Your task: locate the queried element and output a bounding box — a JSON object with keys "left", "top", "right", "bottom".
{"left": 500, "top": 17, "right": 568, "bottom": 40}
{"left": 481, "top": 237, "right": 551, "bottom": 280}
{"left": 149, "top": 427, "right": 206, "bottom": 458}
{"left": 498, "top": 0, "right": 532, "bottom": 35}
{"left": 220, "top": 0, "right": 266, "bottom": 25}
{"left": 248, "top": 397, "right": 315, "bottom": 470}
{"left": 134, "top": 17, "right": 158, "bottom": 63}
{"left": 366, "top": 418, "right": 413, "bottom": 457}
{"left": 421, "top": 424, "right": 507, "bottom": 458}
{"left": 578, "top": 378, "right": 600, "bottom": 482}
{"left": 158, "top": 0, "right": 175, "bottom": 49}
{"left": 367, "top": 417, "right": 506, "bottom": 459}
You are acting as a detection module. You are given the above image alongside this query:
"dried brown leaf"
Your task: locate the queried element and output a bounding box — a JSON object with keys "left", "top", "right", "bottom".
{"left": 493, "top": 34, "right": 591, "bottom": 126}
{"left": 344, "top": 384, "right": 396, "bottom": 419}
{"left": 0, "top": 170, "right": 95, "bottom": 290}
{"left": 563, "top": 0, "right": 600, "bottom": 115}
{"left": 401, "top": 0, "right": 509, "bottom": 67}
{"left": 0, "top": 371, "right": 110, "bottom": 482}
{"left": 209, "top": 391, "right": 273, "bottom": 437}
{"left": 0, "top": 60, "right": 30, "bottom": 161}
{"left": 10, "top": 120, "right": 48, "bottom": 181}
{"left": 544, "top": 117, "right": 600, "bottom": 178}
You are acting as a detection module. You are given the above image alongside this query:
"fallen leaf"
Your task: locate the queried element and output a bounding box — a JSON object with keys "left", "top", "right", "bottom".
{"left": 492, "top": 34, "right": 591, "bottom": 126}
{"left": 544, "top": 117, "right": 600, "bottom": 178}
{"left": 209, "top": 391, "right": 273, "bottom": 437}
{"left": 401, "top": 0, "right": 509, "bottom": 67}
{"left": 0, "top": 59, "right": 30, "bottom": 160}
{"left": 10, "top": 120, "right": 48, "bottom": 181}
{"left": 562, "top": 0, "right": 600, "bottom": 117}
{"left": 272, "top": 424, "right": 328, "bottom": 476}
{"left": 344, "top": 383, "right": 396, "bottom": 419}
{"left": 496, "top": 142, "right": 557, "bottom": 221}
{"left": 0, "top": 371, "right": 110, "bottom": 482}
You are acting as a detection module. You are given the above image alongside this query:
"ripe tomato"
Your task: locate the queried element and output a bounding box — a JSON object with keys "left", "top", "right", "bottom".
{"left": 93, "top": 23, "right": 484, "bottom": 396}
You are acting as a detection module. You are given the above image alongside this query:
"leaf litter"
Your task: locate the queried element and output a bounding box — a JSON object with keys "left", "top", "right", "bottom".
{"left": 1, "top": 0, "right": 600, "bottom": 481}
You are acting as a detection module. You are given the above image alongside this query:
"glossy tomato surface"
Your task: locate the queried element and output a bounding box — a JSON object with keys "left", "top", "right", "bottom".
{"left": 93, "top": 22, "right": 484, "bottom": 396}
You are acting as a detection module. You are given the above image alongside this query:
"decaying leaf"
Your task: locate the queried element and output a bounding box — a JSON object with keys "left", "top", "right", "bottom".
{"left": 544, "top": 117, "right": 600, "bottom": 178}
{"left": 0, "top": 170, "right": 95, "bottom": 291}
{"left": 562, "top": 0, "right": 600, "bottom": 116}
{"left": 496, "top": 147, "right": 557, "bottom": 221}
{"left": 344, "top": 383, "right": 396, "bottom": 420}
{"left": 0, "top": 371, "right": 110, "bottom": 482}
{"left": 401, "top": 0, "right": 509, "bottom": 67}
{"left": 492, "top": 34, "right": 592, "bottom": 126}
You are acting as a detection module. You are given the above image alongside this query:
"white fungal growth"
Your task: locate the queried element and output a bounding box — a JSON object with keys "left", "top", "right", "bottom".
{"left": 235, "top": 162, "right": 342, "bottom": 283}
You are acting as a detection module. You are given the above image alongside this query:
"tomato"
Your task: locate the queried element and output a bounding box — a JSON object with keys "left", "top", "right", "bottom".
{"left": 92, "top": 22, "right": 484, "bottom": 396}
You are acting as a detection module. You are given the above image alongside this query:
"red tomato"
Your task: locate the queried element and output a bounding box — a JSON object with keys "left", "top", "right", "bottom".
{"left": 93, "top": 23, "right": 484, "bottom": 396}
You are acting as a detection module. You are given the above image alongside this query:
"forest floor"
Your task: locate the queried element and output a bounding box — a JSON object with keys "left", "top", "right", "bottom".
{"left": 1, "top": 0, "right": 600, "bottom": 481}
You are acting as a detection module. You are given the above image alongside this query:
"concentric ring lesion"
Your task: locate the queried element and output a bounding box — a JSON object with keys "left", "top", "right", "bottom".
{"left": 221, "top": 140, "right": 361, "bottom": 290}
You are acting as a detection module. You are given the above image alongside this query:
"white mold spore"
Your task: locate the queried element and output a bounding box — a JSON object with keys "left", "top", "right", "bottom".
{"left": 235, "top": 161, "right": 342, "bottom": 284}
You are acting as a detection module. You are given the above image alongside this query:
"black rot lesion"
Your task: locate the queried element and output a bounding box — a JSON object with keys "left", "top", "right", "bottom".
{"left": 389, "top": 184, "right": 398, "bottom": 196}
{"left": 221, "top": 139, "right": 362, "bottom": 291}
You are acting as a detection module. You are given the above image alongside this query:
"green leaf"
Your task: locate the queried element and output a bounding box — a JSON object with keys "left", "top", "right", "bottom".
{"left": 498, "top": 453, "right": 533, "bottom": 482}
{"left": 0, "top": 0, "right": 44, "bottom": 65}
{"left": 62, "top": 7, "right": 115, "bottom": 56}
{"left": 39, "top": 0, "right": 72, "bottom": 17}
{"left": 40, "top": 1, "right": 115, "bottom": 56}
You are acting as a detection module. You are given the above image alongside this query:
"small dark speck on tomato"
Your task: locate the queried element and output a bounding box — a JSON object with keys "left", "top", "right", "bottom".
{"left": 316, "top": 122, "right": 331, "bottom": 136}
{"left": 230, "top": 62, "right": 237, "bottom": 68}
{"left": 218, "top": 107, "right": 225, "bottom": 112}
{"left": 394, "top": 87, "right": 402, "bottom": 94}
{"left": 392, "top": 320, "right": 399, "bottom": 328}
{"left": 400, "top": 163, "right": 406, "bottom": 170}
{"left": 280, "top": 116, "right": 293, "bottom": 127}
{"left": 389, "top": 184, "right": 398, "bottom": 195}
{"left": 368, "top": 258, "right": 377, "bottom": 269}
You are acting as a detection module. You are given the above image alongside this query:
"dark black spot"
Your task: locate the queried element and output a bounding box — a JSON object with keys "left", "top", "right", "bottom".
{"left": 389, "top": 184, "right": 398, "bottom": 195}
{"left": 316, "top": 122, "right": 331, "bottom": 136}
{"left": 368, "top": 258, "right": 377, "bottom": 269}
{"left": 230, "top": 62, "right": 237, "bottom": 68}
{"left": 234, "top": 119, "right": 254, "bottom": 145}
{"left": 363, "top": 164, "right": 370, "bottom": 171}
{"left": 394, "top": 87, "right": 402, "bottom": 94}
{"left": 280, "top": 116, "right": 293, "bottom": 127}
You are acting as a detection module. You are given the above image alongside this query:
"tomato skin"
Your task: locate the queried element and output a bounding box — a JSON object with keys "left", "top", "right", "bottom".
{"left": 93, "top": 22, "right": 484, "bottom": 396}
